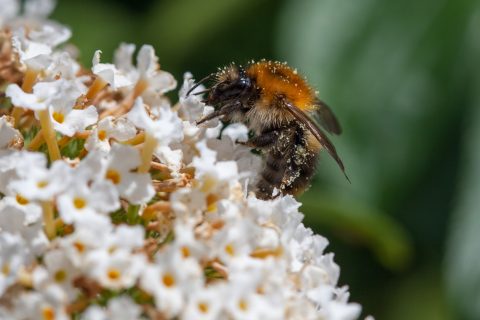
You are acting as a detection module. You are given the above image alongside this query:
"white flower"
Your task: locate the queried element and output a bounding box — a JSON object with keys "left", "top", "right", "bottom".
{"left": 45, "top": 51, "right": 81, "bottom": 80}
{"left": 182, "top": 285, "right": 225, "bottom": 320}
{"left": 0, "top": 233, "right": 29, "bottom": 296}
{"left": 32, "top": 249, "right": 79, "bottom": 300}
{"left": 60, "top": 214, "right": 113, "bottom": 267}
{"left": 92, "top": 50, "right": 132, "bottom": 90}
{"left": 6, "top": 81, "right": 59, "bottom": 111}
{"left": 100, "top": 143, "right": 155, "bottom": 204}
{"left": 9, "top": 160, "right": 72, "bottom": 201}
{"left": 87, "top": 250, "right": 145, "bottom": 290}
{"left": 0, "top": 116, "right": 22, "bottom": 149}
{"left": 85, "top": 116, "right": 136, "bottom": 152}
{"left": 26, "top": 21, "right": 71, "bottom": 47}
{"left": 114, "top": 43, "right": 177, "bottom": 98}
{"left": 0, "top": 201, "right": 47, "bottom": 256}
{"left": 11, "top": 29, "right": 51, "bottom": 70}
{"left": 24, "top": 0, "right": 57, "bottom": 19}
{"left": 0, "top": 151, "right": 46, "bottom": 194}
{"left": 0, "top": 0, "right": 19, "bottom": 27}
{"left": 57, "top": 180, "right": 119, "bottom": 224}
{"left": 45, "top": 79, "right": 97, "bottom": 137}
{"left": 128, "top": 97, "right": 184, "bottom": 146}
{"left": 82, "top": 296, "right": 143, "bottom": 320}
{"left": 9, "top": 291, "right": 69, "bottom": 320}
{"left": 210, "top": 216, "right": 257, "bottom": 264}
{"left": 141, "top": 248, "right": 203, "bottom": 318}
{"left": 176, "top": 72, "right": 207, "bottom": 122}
{"left": 192, "top": 140, "right": 239, "bottom": 195}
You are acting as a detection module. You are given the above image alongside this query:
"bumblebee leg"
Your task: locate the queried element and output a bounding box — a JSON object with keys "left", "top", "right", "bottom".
{"left": 196, "top": 102, "right": 241, "bottom": 125}
{"left": 237, "top": 130, "right": 278, "bottom": 148}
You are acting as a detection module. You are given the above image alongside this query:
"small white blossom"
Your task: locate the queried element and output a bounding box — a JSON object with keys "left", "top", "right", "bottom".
{"left": 0, "top": 116, "right": 22, "bottom": 149}
{"left": 99, "top": 143, "right": 155, "bottom": 204}
{"left": 128, "top": 97, "right": 184, "bottom": 146}
{"left": 92, "top": 50, "right": 132, "bottom": 90}
{"left": 85, "top": 116, "right": 136, "bottom": 152}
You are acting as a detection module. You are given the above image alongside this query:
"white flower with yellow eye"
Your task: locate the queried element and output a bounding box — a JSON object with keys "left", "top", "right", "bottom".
{"left": 128, "top": 97, "right": 184, "bottom": 147}
{"left": 32, "top": 250, "right": 79, "bottom": 301}
{"left": 9, "top": 160, "right": 71, "bottom": 201}
{"left": 99, "top": 143, "right": 154, "bottom": 204}
{"left": 0, "top": 233, "right": 29, "bottom": 296}
{"left": 141, "top": 248, "right": 203, "bottom": 318}
{"left": 45, "top": 79, "right": 97, "bottom": 137}
{"left": 85, "top": 116, "right": 136, "bottom": 152}
{"left": 181, "top": 285, "right": 225, "bottom": 320}
{"left": 60, "top": 214, "right": 113, "bottom": 267}
{"left": 87, "top": 250, "right": 145, "bottom": 291}
{"left": 210, "top": 218, "right": 255, "bottom": 265}
{"left": 57, "top": 180, "right": 119, "bottom": 224}
{"left": 8, "top": 291, "right": 69, "bottom": 320}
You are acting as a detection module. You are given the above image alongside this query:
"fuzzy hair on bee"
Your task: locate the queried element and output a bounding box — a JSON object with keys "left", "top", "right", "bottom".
{"left": 188, "top": 60, "right": 349, "bottom": 200}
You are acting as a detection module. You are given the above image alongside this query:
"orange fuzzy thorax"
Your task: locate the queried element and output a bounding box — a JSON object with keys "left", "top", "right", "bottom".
{"left": 246, "top": 61, "right": 316, "bottom": 112}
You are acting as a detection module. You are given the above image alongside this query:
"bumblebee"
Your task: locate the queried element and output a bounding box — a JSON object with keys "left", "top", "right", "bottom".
{"left": 188, "top": 60, "right": 348, "bottom": 200}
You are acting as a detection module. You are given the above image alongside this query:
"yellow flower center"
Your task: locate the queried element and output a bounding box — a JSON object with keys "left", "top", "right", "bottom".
{"left": 238, "top": 299, "right": 248, "bottom": 311}
{"left": 2, "top": 263, "right": 10, "bottom": 275}
{"left": 206, "top": 194, "right": 218, "bottom": 212}
{"left": 16, "top": 194, "right": 29, "bottom": 205}
{"left": 54, "top": 270, "right": 67, "bottom": 283}
{"left": 73, "top": 241, "right": 85, "bottom": 253}
{"left": 73, "top": 197, "right": 86, "bottom": 209}
{"left": 225, "top": 243, "right": 235, "bottom": 256}
{"left": 162, "top": 272, "right": 175, "bottom": 287}
{"left": 105, "top": 169, "right": 121, "bottom": 185}
{"left": 181, "top": 246, "right": 190, "bottom": 258}
{"left": 42, "top": 306, "right": 55, "bottom": 320}
{"left": 37, "top": 180, "right": 48, "bottom": 188}
{"left": 52, "top": 112, "right": 64, "bottom": 124}
{"left": 98, "top": 130, "right": 107, "bottom": 141}
{"left": 107, "top": 268, "right": 121, "bottom": 280}
{"left": 198, "top": 302, "right": 209, "bottom": 313}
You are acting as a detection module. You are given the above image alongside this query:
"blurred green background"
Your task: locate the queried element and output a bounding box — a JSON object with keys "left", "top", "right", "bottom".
{"left": 51, "top": 0, "right": 480, "bottom": 318}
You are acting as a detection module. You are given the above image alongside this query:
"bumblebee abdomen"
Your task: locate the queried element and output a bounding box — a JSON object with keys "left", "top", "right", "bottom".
{"left": 255, "top": 125, "right": 320, "bottom": 199}
{"left": 246, "top": 60, "right": 316, "bottom": 112}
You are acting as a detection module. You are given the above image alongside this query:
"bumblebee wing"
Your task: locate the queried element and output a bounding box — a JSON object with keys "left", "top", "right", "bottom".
{"left": 313, "top": 99, "right": 342, "bottom": 135}
{"left": 282, "top": 98, "right": 350, "bottom": 182}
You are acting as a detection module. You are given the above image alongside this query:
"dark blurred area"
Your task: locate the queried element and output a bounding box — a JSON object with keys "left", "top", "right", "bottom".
{"left": 52, "top": 0, "right": 480, "bottom": 319}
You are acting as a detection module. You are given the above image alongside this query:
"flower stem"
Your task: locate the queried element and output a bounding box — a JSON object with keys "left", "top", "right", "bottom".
{"left": 138, "top": 132, "right": 157, "bottom": 173}
{"left": 85, "top": 77, "right": 108, "bottom": 100}
{"left": 12, "top": 69, "right": 39, "bottom": 127}
{"left": 122, "top": 131, "right": 145, "bottom": 145}
{"left": 127, "top": 204, "right": 140, "bottom": 225}
{"left": 28, "top": 129, "right": 44, "bottom": 151}
{"left": 38, "top": 110, "right": 61, "bottom": 161}
{"left": 41, "top": 201, "right": 56, "bottom": 240}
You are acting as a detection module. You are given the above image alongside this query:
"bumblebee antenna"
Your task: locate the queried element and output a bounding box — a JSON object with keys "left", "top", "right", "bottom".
{"left": 192, "top": 89, "right": 211, "bottom": 96}
{"left": 186, "top": 73, "right": 215, "bottom": 97}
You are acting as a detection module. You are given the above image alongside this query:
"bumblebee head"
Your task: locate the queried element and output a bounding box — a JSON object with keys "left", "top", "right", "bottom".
{"left": 206, "top": 66, "right": 253, "bottom": 106}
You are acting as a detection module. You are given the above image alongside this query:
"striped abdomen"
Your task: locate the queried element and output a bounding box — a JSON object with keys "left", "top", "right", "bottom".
{"left": 255, "top": 124, "right": 320, "bottom": 199}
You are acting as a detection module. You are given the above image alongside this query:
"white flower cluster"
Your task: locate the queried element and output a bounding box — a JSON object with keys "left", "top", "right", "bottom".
{"left": 0, "top": 1, "right": 366, "bottom": 319}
